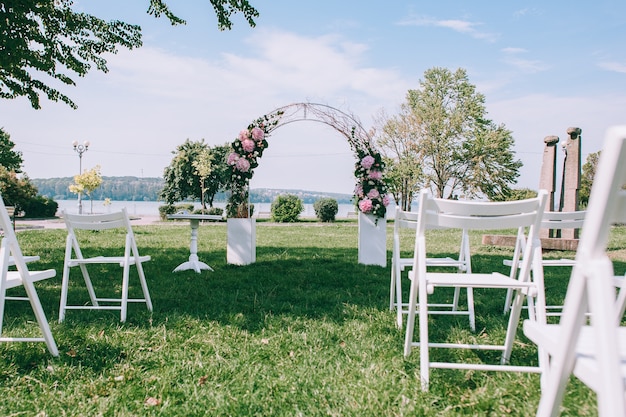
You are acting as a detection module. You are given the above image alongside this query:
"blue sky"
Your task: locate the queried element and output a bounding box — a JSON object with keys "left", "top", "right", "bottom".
{"left": 1, "top": 1, "right": 625, "bottom": 195}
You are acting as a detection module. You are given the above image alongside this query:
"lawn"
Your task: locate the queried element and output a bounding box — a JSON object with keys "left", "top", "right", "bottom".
{"left": 2, "top": 221, "right": 623, "bottom": 416}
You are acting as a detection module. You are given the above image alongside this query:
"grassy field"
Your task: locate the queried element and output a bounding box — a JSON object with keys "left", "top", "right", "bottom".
{"left": 1, "top": 221, "right": 624, "bottom": 416}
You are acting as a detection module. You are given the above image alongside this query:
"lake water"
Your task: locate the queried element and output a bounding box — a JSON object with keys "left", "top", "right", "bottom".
{"left": 54, "top": 200, "right": 399, "bottom": 218}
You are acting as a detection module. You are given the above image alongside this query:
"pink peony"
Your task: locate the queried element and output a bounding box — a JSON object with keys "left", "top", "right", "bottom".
{"left": 367, "top": 188, "right": 380, "bottom": 200}
{"left": 227, "top": 152, "right": 239, "bottom": 165}
{"left": 354, "top": 184, "right": 363, "bottom": 197}
{"left": 358, "top": 198, "right": 373, "bottom": 213}
{"left": 235, "top": 158, "right": 251, "bottom": 172}
{"left": 242, "top": 139, "right": 255, "bottom": 153}
{"left": 368, "top": 170, "right": 382, "bottom": 180}
{"left": 239, "top": 129, "right": 250, "bottom": 141}
{"left": 251, "top": 127, "right": 264, "bottom": 141}
{"left": 382, "top": 194, "right": 390, "bottom": 206}
{"left": 361, "top": 155, "right": 375, "bottom": 169}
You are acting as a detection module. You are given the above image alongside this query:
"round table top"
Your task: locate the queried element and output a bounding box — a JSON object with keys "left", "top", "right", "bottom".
{"left": 167, "top": 213, "right": 223, "bottom": 221}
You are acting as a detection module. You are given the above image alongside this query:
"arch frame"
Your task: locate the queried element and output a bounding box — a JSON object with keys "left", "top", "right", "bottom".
{"left": 226, "top": 102, "right": 389, "bottom": 219}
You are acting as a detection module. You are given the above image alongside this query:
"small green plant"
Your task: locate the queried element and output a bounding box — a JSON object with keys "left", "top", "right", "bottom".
{"left": 193, "top": 207, "right": 224, "bottom": 216}
{"left": 271, "top": 194, "right": 303, "bottom": 222}
{"left": 314, "top": 198, "right": 339, "bottom": 222}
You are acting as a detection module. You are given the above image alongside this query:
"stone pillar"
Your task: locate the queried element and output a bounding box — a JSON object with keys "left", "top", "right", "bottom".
{"left": 559, "top": 127, "right": 582, "bottom": 239}
{"left": 539, "top": 135, "right": 559, "bottom": 238}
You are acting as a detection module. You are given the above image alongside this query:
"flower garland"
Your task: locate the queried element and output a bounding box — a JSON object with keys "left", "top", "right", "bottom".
{"left": 354, "top": 150, "right": 389, "bottom": 219}
{"left": 226, "top": 111, "right": 283, "bottom": 218}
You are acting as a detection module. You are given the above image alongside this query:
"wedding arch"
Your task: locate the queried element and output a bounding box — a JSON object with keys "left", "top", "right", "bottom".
{"left": 225, "top": 102, "right": 389, "bottom": 267}
{"left": 226, "top": 102, "right": 390, "bottom": 219}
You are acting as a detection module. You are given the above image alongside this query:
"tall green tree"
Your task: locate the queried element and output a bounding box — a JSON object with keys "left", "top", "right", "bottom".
{"left": 407, "top": 67, "right": 522, "bottom": 200}
{"left": 161, "top": 140, "right": 230, "bottom": 207}
{"left": 0, "top": 166, "right": 37, "bottom": 213}
{"left": 579, "top": 151, "right": 600, "bottom": 207}
{"left": 1, "top": 0, "right": 259, "bottom": 109}
{"left": 0, "top": 128, "right": 24, "bottom": 172}
{"left": 374, "top": 107, "right": 424, "bottom": 211}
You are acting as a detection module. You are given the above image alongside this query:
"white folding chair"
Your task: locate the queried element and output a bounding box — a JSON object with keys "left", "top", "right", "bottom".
{"left": 503, "top": 209, "right": 586, "bottom": 316}
{"left": 390, "top": 207, "right": 471, "bottom": 329}
{"left": 404, "top": 189, "right": 548, "bottom": 391}
{"left": 523, "top": 126, "right": 626, "bottom": 417}
{"left": 59, "top": 209, "right": 152, "bottom": 323}
{"left": 0, "top": 195, "right": 58, "bottom": 356}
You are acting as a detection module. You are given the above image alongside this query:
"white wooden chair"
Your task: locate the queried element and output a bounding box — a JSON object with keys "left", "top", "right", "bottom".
{"left": 523, "top": 126, "right": 626, "bottom": 417}
{"left": 404, "top": 189, "right": 548, "bottom": 391}
{"left": 59, "top": 209, "right": 152, "bottom": 323}
{"left": 0, "top": 195, "right": 58, "bottom": 356}
{"left": 503, "top": 209, "right": 586, "bottom": 316}
{"left": 390, "top": 208, "right": 472, "bottom": 329}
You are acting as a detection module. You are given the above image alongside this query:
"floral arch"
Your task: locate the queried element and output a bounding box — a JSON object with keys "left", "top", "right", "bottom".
{"left": 226, "top": 102, "right": 390, "bottom": 219}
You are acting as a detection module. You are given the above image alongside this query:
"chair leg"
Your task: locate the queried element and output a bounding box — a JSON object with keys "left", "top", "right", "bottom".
{"left": 467, "top": 287, "right": 476, "bottom": 332}
{"left": 418, "top": 272, "right": 430, "bottom": 391}
{"left": 390, "top": 261, "right": 396, "bottom": 311}
{"left": 58, "top": 264, "right": 70, "bottom": 323}
{"left": 136, "top": 262, "right": 153, "bottom": 312}
{"left": 22, "top": 279, "right": 59, "bottom": 356}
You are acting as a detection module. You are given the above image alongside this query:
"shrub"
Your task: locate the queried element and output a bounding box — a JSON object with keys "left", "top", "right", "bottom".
{"left": 22, "top": 195, "right": 58, "bottom": 218}
{"left": 159, "top": 203, "right": 195, "bottom": 220}
{"left": 271, "top": 194, "right": 303, "bottom": 222}
{"left": 313, "top": 198, "right": 338, "bottom": 222}
{"left": 193, "top": 207, "right": 224, "bottom": 217}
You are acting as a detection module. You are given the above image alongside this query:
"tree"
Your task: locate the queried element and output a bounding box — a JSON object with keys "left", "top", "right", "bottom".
{"left": 0, "top": 128, "right": 24, "bottom": 172}
{"left": 1, "top": 0, "right": 259, "bottom": 109}
{"left": 579, "top": 151, "right": 600, "bottom": 207}
{"left": 69, "top": 165, "right": 103, "bottom": 214}
{"left": 161, "top": 140, "right": 230, "bottom": 206}
{"left": 407, "top": 67, "right": 522, "bottom": 200}
{"left": 374, "top": 107, "right": 424, "bottom": 211}
{"left": 0, "top": 166, "right": 37, "bottom": 213}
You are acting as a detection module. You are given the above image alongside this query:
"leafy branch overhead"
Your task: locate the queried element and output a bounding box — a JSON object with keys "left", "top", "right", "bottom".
{"left": 0, "top": 0, "right": 259, "bottom": 109}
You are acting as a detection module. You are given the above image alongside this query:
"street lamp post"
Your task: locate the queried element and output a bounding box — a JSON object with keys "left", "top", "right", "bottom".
{"left": 72, "top": 140, "right": 90, "bottom": 214}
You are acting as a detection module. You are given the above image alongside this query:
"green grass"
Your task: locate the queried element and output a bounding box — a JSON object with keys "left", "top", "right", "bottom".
{"left": 1, "top": 222, "right": 625, "bottom": 416}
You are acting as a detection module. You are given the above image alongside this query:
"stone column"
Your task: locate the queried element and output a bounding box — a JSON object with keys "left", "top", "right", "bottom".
{"left": 539, "top": 135, "right": 559, "bottom": 238}
{"left": 559, "top": 127, "right": 582, "bottom": 239}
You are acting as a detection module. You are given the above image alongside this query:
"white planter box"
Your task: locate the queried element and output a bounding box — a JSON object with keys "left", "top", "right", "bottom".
{"left": 358, "top": 212, "right": 387, "bottom": 267}
{"left": 227, "top": 218, "right": 256, "bottom": 265}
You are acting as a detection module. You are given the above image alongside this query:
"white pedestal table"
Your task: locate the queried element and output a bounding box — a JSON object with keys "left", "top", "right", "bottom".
{"left": 167, "top": 213, "right": 222, "bottom": 273}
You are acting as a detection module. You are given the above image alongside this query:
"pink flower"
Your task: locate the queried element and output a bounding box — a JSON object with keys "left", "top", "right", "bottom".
{"left": 235, "top": 158, "right": 251, "bottom": 172}
{"left": 361, "top": 155, "right": 375, "bottom": 169}
{"left": 239, "top": 129, "right": 250, "bottom": 141}
{"left": 251, "top": 127, "right": 264, "bottom": 141}
{"left": 242, "top": 139, "right": 255, "bottom": 153}
{"left": 227, "top": 152, "right": 239, "bottom": 165}
{"left": 367, "top": 188, "right": 380, "bottom": 200}
{"left": 382, "top": 194, "right": 390, "bottom": 206}
{"left": 358, "top": 198, "right": 373, "bottom": 213}
{"left": 368, "top": 170, "right": 382, "bottom": 180}
{"left": 354, "top": 184, "right": 363, "bottom": 197}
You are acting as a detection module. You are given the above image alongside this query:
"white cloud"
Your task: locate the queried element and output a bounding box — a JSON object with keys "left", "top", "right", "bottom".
{"left": 397, "top": 15, "right": 498, "bottom": 42}
{"left": 1, "top": 29, "right": 412, "bottom": 193}
{"left": 500, "top": 47, "right": 549, "bottom": 73}
{"left": 598, "top": 61, "right": 626, "bottom": 74}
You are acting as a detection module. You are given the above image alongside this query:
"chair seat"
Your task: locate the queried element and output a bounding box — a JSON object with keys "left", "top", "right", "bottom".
{"left": 417, "top": 271, "right": 536, "bottom": 290}
{"left": 68, "top": 255, "right": 151, "bottom": 267}
{"left": 524, "top": 321, "right": 626, "bottom": 392}
{"left": 4, "top": 269, "right": 56, "bottom": 290}
{"left": 503, "top": 258, "right": 576, "bottom": 267}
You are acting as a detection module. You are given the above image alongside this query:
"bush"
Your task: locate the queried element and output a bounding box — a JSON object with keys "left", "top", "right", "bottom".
{"left": 271, "top": 194, "right": 303, "bottom": 222}
{"left": 313, "top": 198, "right": 339, "bottom": 222}
{"left": 193, "top": 207, "right": 224, "bottom": 217}
{"left": 22, "top": 195, "right": 58, "bottom": 218}
{"left": 159, "top": 203, "right": 195, "bottom": 220}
